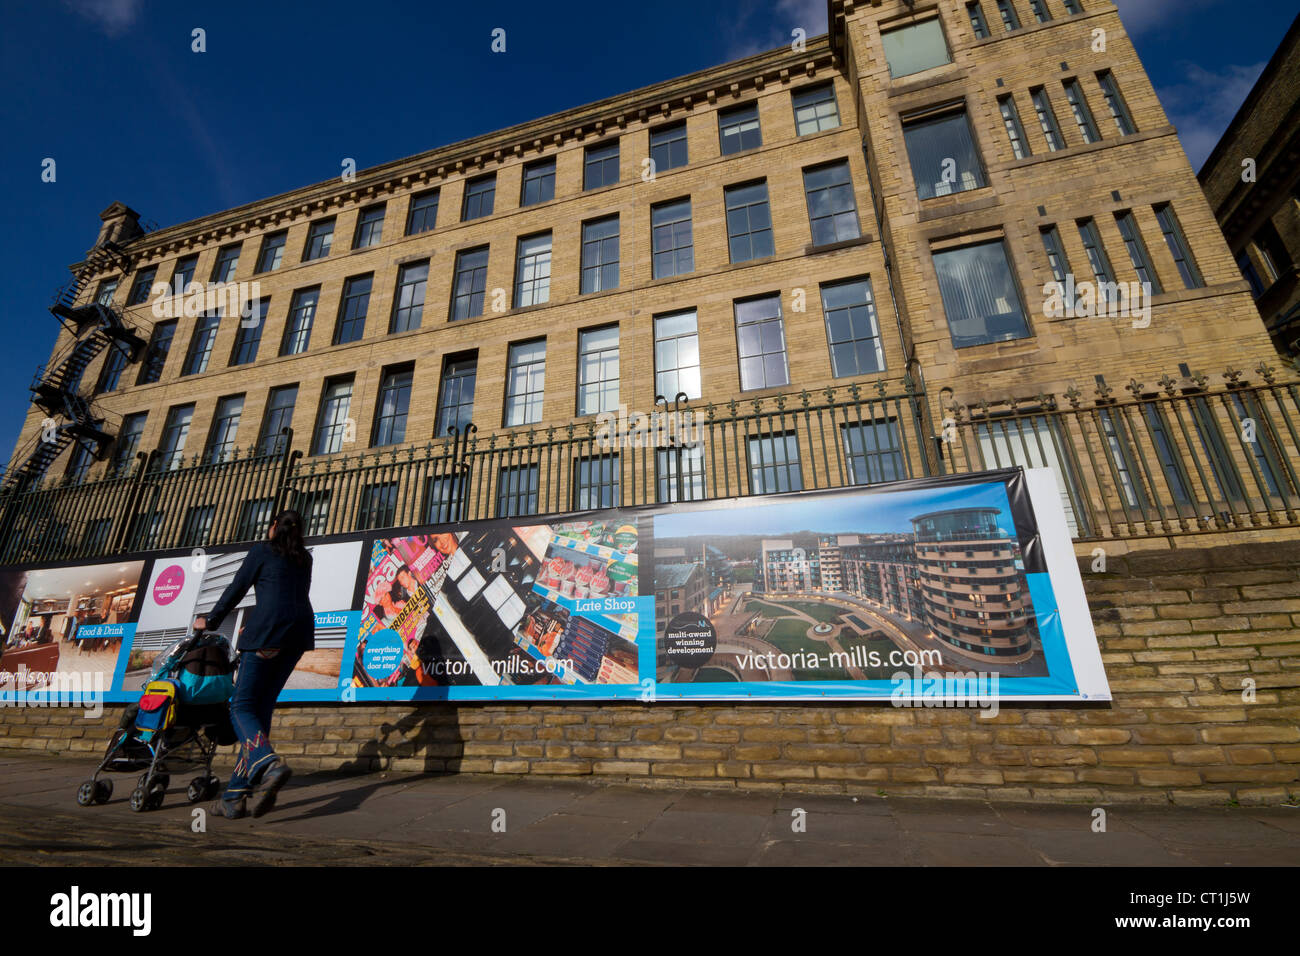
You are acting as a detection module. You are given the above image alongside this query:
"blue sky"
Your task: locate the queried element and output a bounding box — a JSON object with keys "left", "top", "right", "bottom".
{"left": 653, "top": 480, "right": 1016, "bottom": 538}
{"left": 1, "top": 0, "right": 1295, "bottom": 470}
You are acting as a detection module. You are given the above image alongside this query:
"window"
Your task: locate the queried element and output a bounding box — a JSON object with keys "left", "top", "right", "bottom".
{"left": 204, "top": 395, "right": 243, "bottom": 464}
{"left": 1115, "top": 211, "right": 1163, "bottom": 294}
{"left": 352, "top": 204, "right": 385, "bottom": 249}
{"left": 968, "top": 1, "right": 991, "bottom": 38}
{"left": 170, "top": 256, "right": 198, "bottom": 295}
{"left": 1063, "top": 78, "right": 1101, "bottom": 143}
{"left": 125, "top": 510, "right": 164, "bottom": 551}
{"left": 496, "top": 464, "right": 540, "bottom": 518}
{"left": 580, "top": 216, "right": 619, "bottom": 293}
{"left": 435, "top": 353, "right": 477, "bottom": 438}
{"left": 573, "top": 455, "right": 620, "bottom": 510}
{"left": 94, "top": 278, "right": 119, "bottom": 306}
{"left": 1098, "top": 408, "right": 1147, "bottom": 510}
{"left": 504, "top": 339, "right": 546, "bottom": 427}
{"left": 1141, "top": 404, "right": 1192, "bottom": 505}
{"left": 583, "top": 140, "right": 620, "bottom": 190}
{"left": 335, "top": 274, "right": 372, "bottom": 344}
{"left": 1062, "top": 0, "right": 1082, "bottom": 12}
{"left": 450, "top": 247, "right": 489, "bottom": 320}
{"left": 735, "top": 294, "right": 789, "bottom": 391}
{"left": 1253, "top": 222, "right": 1292, "bottom": 284}
{"left": 180, "top": 505, "right": 216, "bottom": 548}
{"left": 298, "top": 490, "right": 332, "bottom": 535}
{"left": 303, "top": 218, "right": 335, "bottom": 261}
{"left": 1040, "top": 226, "right": 1074, "bottom": 306}
{"left": 1077, "top": 218, "right": 1118, "bottom": 300}
{"left": 280, "top": 287, "right": 319, "bottom": 355}
{"left": 650, "top": 122, "right": 688, "bottom": 172}
{"left": 95, "top": 342, "right": 131, "bottom": 393}
{"left": 372, "top": 365, "right": 413, "bottom": 447}
{"left": 65, "top": 440, "right": 96, "bottom": 482}
{"left": 514, "top": 233, "right": 552, "bottom": 307}
{"left": 424, "top": 475, "right": 467, "bottom": 524}
{"left": 389, "top": 262, "right": 426, "bottom": 333}
{"left": 792, "top": 83, "right": 841, "bottom": 134}
{"left": 236, "top": 498, "right": 276, "bottom": 541}
{"left": 231, "top": 297, "right": 268, "bottom": 365}
{"left": 137, "top": 320, "right": 176, "bottom": 385}
{"left": 110, "top": 412, "right": 147, "bottom": 476}
{"left": 312, "top": 376, "right": 354, "bottom": 456}
{"left": 718, "top": 102, "right": 762, "bottom": 154}
{"left": 1154, "top": 204, "right": 1204, "bottom": 289}
{"left": 655, "top": 311, "right": 701, "bottom": 400}
{"left": 657, "top": 445, "right": 706, "bottom": 503}
{"left": 881, "top": 20, "right": 951, "bottom": 79}
{"left": 159, "top": 404, "right": 194, "bottom": 470}
{"left": 803, "top": 160, "right": 861, "bottom": 246}
{"left": 748, "top": 432, "right": 803, "bottom": 494}
{"left": 903, "top": 108, "right": 987, "bottom": 199}
{"left": 181, "top": 312, "right": 221, "bottom": 376}
{"left": 1029, "top": 0, "right": 1052, "bottom": 22}
{"left": 1229, "top": 392, "right": 1285, "bottom": 498}
{"left": 520, "top": 158, "right": 556, "bottom": 205}
{"left": 405, "top": 189, "right": 439, "bottom": 235}
{"left": 1236, "top": 248, "right": 1266, "bottom": 298}
{"left": 82, "top": 518, "right": 113, "bottom": 553}
{"left": 842, "top": 419, "right": 905, "bottom": 485}
{"left": 933, "top": 240, "right": 1031, "bottom": 347}
{"left": 357, "top": 482, "right": 399, "bottom": 530}
{"left": 821, "top": 278, "right": 884, "bottom": 377}
{"left": 1097, "top": 70, "right": 1136, "bottom": 135}
{"left": 1031, "top": 87, "right": 1065, "bottom": 151}
{"left": 725, "top": 181, "right": 775, "bottom": 262}
{"left": 577, "top": 325, "right": 619, "bottom": 417}
{"left": 998, "top": 96, "right": 1032, "bottom": 159}
{"left": 651, "top": 199, "right": 694, "bottom": 279}
{"left": 258, "top": 385, "right": 297, "bottom": 455}
{"left": 127, "top": 266, "right": 157, "bottom": 306}
{"left": 1190, "top": 397, "right": 1246, "bottom": 502}
{"left": 210, "top": 243, "right": 241, "bottom": 283}
{"left": 976, "top": 413, "right": 1085, "bottom": 535}
{"left": 255, "top": 231, "right": 287, "bottom": 273}
{"left": 995, "top": 0, "right": 1021, "bottom": 30}
{"left": 461, "top": 174, "right": 496, "bottom": 221}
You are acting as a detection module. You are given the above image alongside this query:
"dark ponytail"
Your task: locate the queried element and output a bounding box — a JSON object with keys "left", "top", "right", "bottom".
{"left": 269, "top": 509, "right": 311, "bottom": 565}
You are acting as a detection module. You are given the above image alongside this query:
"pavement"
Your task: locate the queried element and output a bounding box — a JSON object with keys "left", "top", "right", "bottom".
{"left": 1, "top": 750, "right": 1298, "bottom": 866}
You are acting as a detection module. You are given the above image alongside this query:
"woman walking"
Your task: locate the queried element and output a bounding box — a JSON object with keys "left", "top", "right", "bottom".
{"left": 194, "top": 509, "right": 314, "bottom": 819}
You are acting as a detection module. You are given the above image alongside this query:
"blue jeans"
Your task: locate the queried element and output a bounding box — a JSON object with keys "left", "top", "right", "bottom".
{"left": 224, "top": 647, "right": 303, "bottom": 803}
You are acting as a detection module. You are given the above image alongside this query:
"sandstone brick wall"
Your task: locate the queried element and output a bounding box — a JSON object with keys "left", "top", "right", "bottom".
{"left": 4, "top": 539, "right": 1296, "bottom": 806}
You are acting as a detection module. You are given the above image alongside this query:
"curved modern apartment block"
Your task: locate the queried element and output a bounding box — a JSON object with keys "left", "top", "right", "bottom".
{"left": 911, "top": 508, "right": 1034, "bottom": 661}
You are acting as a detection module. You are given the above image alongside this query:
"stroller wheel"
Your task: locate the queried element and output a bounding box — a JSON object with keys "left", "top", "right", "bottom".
{"left": 96, "top": 779, "right": 113, "bottom": 803}
{"left": 129, "top": 787, "right": 148, "bottom": 812}
{"left": 76, "top": 781, "right": 97, "bottom": 807}
{"left": 186, "top": 776, "right": 208, "bottom": 804}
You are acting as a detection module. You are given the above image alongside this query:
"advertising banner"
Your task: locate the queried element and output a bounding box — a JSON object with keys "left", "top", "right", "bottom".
{"left": 0, "top": 467, "right": 1109, "bottom": 705}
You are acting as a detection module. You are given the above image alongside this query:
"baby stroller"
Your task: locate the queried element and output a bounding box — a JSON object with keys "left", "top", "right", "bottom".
{"left": 76, "top": 629, "right": 238, "bottom": 812}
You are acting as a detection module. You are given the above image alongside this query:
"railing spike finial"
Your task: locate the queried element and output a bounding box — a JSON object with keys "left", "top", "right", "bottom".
{"left": 1125, "top": 379, "right": 1144, "bottom": 399}
{"left": 1255, "top": 361, "right": 1277, "bottom": 385}
{"left": 775, "top": 393, "right": 787, "bottom": 411}
{"left": 799, "top": 388, "right": 810, "bottom": 409}
{"left": 1189, "top": 369, "right": 1209, "bottom": 390}
{"left": 726, "top": 397, "right": 738, "bottom": 417}
{"left": 1157, "top": 373, "right": 1178, "bottom": 396}
{"left": 750, "top": 397, "right": 763, "bottom": 416}
{"left": 823, "top": 385, "right": 835, "bottom": 404}
{"left": 706, "top": 403, "right": 717, "bottom": 422}
{"left": 874, "top": 379, "right": 888, "bottom": 398}
{"left": 1094, "top": 377, "right": 1113, "bottom": 401}
{"left": 546, "top": 426, "right": 556, "bottom": 442}
{"left": 847, "top": 382, "right": 861, "bottom": 401}
{"left": 1036, "top": 392, "right": 1053, "bottom": 410}
{"left": 1223, "top": 366, "right": 1243, "bottom": 387}
{"left": 901, "top": 371, "right": 916, "bottom": 395}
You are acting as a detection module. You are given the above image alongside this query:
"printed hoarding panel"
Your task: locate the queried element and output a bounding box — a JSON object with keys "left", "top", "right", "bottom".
{"left": 0, "top": 468, "right": 1109, "bottom": 705}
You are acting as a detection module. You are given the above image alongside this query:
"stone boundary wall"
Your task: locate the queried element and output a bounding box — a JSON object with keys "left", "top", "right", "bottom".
{"left": 3, "top": 541, "right": 1297, "bottom": 806}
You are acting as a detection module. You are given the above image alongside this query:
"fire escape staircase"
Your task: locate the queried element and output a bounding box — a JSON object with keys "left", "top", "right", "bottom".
{"left": 5, "top": 241, "right": 147, "bottom": 491}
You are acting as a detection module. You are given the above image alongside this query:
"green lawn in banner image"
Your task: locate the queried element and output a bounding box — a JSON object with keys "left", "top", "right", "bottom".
{"left": 762, "top": 618, "right": 854, "bottom": 681}
{"left": 774, "top": 600, "right": 846, "bottom": 625}
{"left": 837, "top": 632, "right": 903, "bottom": 680}
{"left": 697, "top": 667, "right": 739, "bottom": 682}
{"left": 733, "top": 567, "right": 756, "bottom": 583}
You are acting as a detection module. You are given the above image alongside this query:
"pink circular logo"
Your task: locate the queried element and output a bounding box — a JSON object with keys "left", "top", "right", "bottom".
{"left": 153, "top": 565, "right": 185, "bottom": 605}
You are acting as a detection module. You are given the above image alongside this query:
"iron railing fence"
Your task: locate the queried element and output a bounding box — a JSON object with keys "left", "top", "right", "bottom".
{"left": 1, "top": 366, "right": 1298, "bottom": 563}
{"left": 940, "top": 365, "right": 1300, "bottom": 541}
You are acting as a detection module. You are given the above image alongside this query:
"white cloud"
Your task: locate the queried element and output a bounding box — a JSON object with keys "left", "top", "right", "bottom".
{"left": 63, "top": 0, "right": 143, "bottom": 37}
{"left": 725, "top": 0, "right": 829, "bottom": 61}
{"left": 1112, "top": 0, "right": 1221, "bottom": 35}
{"left": 1156, "top": 60, "right": 1266, "bottom": 169}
